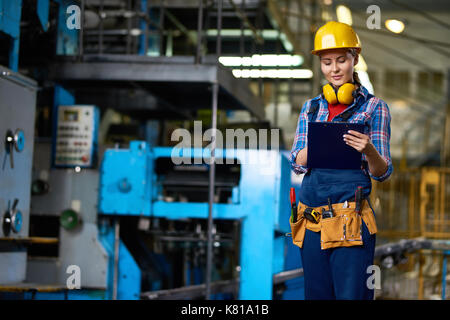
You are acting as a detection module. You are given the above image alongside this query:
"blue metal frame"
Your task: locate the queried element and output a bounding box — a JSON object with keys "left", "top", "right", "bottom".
{"left": 138, "top": 0, "right": 148, "bottom": 55}
{"left": 98, "top": 221, "right": 141, "bottom": 300}
{"left": 442, "top": 250, "right": 449, "bottom": 300}
{"left": 37, "top": 0, "right": 50, "bottom": 31}
{"left": 0, "top": 0, "right": 49, "bottom": 71}
{"left": 0, "top": 0, "right": 23, "bottom": 71}
{"left": 99, "top": 141, "right": 295, "bottom": 299}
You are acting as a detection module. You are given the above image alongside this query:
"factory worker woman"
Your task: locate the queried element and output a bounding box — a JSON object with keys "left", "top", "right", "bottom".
{"left": 289, "top": 21, "right": 393, "bottom": 300}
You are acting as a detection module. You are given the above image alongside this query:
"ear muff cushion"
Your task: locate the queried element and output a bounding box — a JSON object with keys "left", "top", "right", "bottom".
{"left": 337, "top": 83, "right": 356, "bottom": 105}
{"left": 323, "top": 84, "right": 338, "bottom": 105}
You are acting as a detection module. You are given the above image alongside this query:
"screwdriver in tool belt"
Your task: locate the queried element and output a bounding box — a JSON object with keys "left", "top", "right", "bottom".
{"left": 355, "top": 186, "right": 363, "bottom": 214}
{"left": 290, "top": 188, "right": 297, "bottom": 223}
{"left": 322, "top": 197, "right": 334, "bottom": 219}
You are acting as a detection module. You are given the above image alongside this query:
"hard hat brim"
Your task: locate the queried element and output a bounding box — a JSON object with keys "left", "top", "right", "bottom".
{"left": 311, "top": 46, "right": 361, "bottom": 56}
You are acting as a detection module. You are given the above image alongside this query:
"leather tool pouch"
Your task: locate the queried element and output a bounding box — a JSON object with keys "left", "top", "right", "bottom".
{"left": 361, "top": 204, "right": 378, "bottom": 235}
{"left": 288, "top": 206, "right": 307, "bottom": 248}
{"left": 320, "top": 200, "right": 378, "bottom": 249}
{"left": 287, "top": 200, "right": 377, "bottom": 250}
{"left": 320, "top": 208, "right": 363, "bottom": 249}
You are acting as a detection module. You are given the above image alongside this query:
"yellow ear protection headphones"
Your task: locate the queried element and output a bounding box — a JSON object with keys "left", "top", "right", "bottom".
{"left": 322, "top": 82, "right": 357, "bottom": 105}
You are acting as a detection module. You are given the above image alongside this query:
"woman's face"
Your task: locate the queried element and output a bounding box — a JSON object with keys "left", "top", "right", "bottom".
{"left": 319, "top": 49, "right": 358, "bottom": 88}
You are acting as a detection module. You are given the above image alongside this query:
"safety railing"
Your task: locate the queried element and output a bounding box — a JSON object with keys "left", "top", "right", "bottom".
{"left": 371, "top": 167, "right": 450, "bottom": 239}
{"left": 371, "top": 167, "right": 450, "bottom": 299}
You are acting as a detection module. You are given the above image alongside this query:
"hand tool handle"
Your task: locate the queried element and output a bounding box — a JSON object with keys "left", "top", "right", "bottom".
{"left": 355, "top": 186, "right": 363, "bottom": 213}
{"left": 290, "top": 188, "right": 296, "bottom": 205}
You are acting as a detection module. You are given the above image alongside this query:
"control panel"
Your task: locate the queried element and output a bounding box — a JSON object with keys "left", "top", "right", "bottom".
{"left": 53, "top": 105, "right": 99, "bottom": 168}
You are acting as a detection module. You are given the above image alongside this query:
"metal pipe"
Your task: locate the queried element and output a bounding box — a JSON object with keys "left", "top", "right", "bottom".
{"left": 206, "top": 0, "right": 222, "bottom": 301}
{"left": 442, "top": 253, "right": 448, "bottom": 300}
{"left": 79, "top": 0, "right": 85, "bottom": 60}
{"left": 441, "top": 71, "right": 450, "bottom": 167}
{"left": 139, "top": 0, "right": 148, "bottom": 55}
{"left": 274, "top": 28, "right": 280, "bottom": 127}
{"left": 196, "top": 0, "right": 204, "bottom": 64}
{"left": 216, "top": 0, "right": 222, "bottom": 56}
{"left": 113, "top": 218, "right": 120, "bottom": 300}
{"left": 159, "top": 0, "right": 165, "bottom": 56}
{"left": 98, "top": 0, "right": 104, "bottom": 53}
{"left": 239, "top": 0, "right": 245, "bottom": 58}
{"left": 227, "top": 0, "right": 263, "bottom": 44}
{"left": 257, "top": 0, "right": 263, "bottom": 100}
{"left": 390, "top": 0, "right": 450, "bottom": 30}
{"left": 283, "top": 8, "right": 450, "bottom": 49}
{"left": 126, "top": 0, "right": 132, "bottom": 54}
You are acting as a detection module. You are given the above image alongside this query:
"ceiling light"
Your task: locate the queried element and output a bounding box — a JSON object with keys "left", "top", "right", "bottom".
{"left": 130, "top": 28, "right": 142, "bottom": 36}
{"left": 336, "top": 5, "right": 352, "bottom": 26}
{"left": 219, "top": 54, "right": 303, "bottom": 67}
{"left": 385, "top": 19, "right": 405, "bottom": 33}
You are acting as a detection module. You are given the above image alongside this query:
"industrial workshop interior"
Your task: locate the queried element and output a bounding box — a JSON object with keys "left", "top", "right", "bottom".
{"left": 0, "top": 0, "right": 449, "bottom": 302}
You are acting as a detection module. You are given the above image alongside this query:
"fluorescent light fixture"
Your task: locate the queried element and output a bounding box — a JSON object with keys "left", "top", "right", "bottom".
{"left": 385, "top": 19, "right": 405, "bottom": 33}
{"left": 130, "top": 28, "right": 142, "bottom": 36}
{"left": 207, "top": 29, "right": 294, "bottom": 53}
{"left": 207, "top": 29, "right": 282, "bottom": 39}
{"left": 219, "top": 54, "right": 303, "bottom": 67}
{"left": 232, "top": 69, "right": 313, "bottom": 79}
{"left": 336, "top": 5, "right": 352, "bottom": 26}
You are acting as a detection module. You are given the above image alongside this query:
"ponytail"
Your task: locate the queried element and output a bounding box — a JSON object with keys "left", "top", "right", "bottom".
{"left": 353, "top": 71, "right": 361, "bottom": 87}
{"left": 348, "top": 48, "right": 361, "bottom": 87}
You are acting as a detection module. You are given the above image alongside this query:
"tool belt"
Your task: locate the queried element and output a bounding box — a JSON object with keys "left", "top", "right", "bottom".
{"left": 288, "top": 200, "right": 377, "bottom": 250}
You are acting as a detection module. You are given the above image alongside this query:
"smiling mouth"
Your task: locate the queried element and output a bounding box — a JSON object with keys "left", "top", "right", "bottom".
{"left": 332, "top": 75, "right": 343, "bottom": 79}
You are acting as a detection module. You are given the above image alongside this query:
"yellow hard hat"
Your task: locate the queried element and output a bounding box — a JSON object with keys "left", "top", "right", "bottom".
{"left": 311, "top": 21, "right": 361, "bottom": 55}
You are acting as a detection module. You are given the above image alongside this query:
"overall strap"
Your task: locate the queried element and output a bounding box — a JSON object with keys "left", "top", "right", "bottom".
{"left": 340, "top": 93, "right": 375, "bottom": 122}
{"left": 307, "top": 99, "right": 320, "bottom": 122}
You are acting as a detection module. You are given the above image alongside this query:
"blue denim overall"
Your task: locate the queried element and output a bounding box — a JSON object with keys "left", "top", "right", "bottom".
{"left": 298, "top": 97, "right": 376, "bottom": 300}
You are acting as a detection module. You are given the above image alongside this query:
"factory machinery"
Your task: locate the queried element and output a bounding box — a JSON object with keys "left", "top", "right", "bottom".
{"left": 0, "top": 105, "right": 303, "bottom": 300}
{"left": 0, "top": 0, "right": 304, "bottom": 300}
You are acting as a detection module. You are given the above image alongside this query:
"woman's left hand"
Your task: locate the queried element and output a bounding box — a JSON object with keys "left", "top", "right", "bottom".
{"left": 343, "top": 130, "right": 375, "bottom": 155}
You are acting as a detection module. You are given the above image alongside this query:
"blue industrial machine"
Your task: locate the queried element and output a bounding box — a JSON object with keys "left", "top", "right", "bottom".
{"left": 0, "top": 65, "right": 38, "bottom": 285}
{"left": 9, "top": 139, "right": 302, "bottom": 300}
{"left": 98, "top": 141, "right": 296, "bottom": 299}
{"left": 0, "top": 0, "right": 49, "bottom": 71}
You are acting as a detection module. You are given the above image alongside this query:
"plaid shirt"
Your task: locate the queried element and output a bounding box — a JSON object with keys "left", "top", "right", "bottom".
{"left": 289, "top": 85, "right": 393, "bottom": 182}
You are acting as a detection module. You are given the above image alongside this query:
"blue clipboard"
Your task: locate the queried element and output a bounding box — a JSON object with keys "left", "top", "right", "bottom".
{"left": 307, "top": 122, "right": 365, "bottom": 170}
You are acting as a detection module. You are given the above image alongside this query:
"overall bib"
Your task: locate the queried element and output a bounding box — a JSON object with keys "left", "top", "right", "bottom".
{"left": 296, "top": 99, "right": 377, "bottom": 300}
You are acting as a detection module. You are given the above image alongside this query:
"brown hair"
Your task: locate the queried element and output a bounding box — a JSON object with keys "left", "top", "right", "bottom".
{"left": 348, "top": 48, "right": 361, "bottom": 87}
